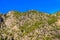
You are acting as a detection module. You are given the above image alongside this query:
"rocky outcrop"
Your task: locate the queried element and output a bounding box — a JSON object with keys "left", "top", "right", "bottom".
{"left": 0, "top": 14, "right": 6, "bottom": 29}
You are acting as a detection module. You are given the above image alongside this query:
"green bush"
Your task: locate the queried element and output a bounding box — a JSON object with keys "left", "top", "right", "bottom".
{"left": 47, "top": 16, "right": 57, "bottom": 25}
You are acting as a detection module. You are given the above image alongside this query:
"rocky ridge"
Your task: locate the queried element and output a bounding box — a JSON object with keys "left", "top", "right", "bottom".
{"left": 0, "top": 10, "right": 60, "bottom": 40}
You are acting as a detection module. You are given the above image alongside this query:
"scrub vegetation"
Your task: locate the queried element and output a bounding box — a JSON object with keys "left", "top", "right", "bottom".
{"left": 0, "top": 10, "right": 60, "bottom": 40}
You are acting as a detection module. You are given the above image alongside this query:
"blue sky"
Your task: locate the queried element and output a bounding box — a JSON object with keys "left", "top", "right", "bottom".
{"left": 0, "top": 0, "right": 60, "bottom": 14}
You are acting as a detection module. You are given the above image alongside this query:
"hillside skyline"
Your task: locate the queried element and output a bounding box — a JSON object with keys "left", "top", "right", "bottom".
{"left": 0, "top": 10, "right": 60, "bottom": 40}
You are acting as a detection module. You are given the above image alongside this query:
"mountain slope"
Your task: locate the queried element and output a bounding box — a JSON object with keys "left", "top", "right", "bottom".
{"left": 0, "top": 10, "right": 60, "bottom": 40}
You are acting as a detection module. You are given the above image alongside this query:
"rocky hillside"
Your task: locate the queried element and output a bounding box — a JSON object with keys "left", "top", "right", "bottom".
{"left": 0, "top": 10, "right": 60, "bottom": 40}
